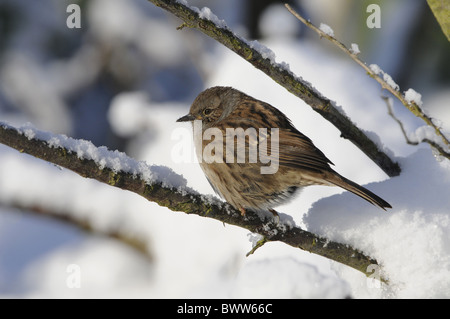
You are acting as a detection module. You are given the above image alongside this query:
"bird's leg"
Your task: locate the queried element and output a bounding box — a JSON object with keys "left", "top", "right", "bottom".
{"left": 269, "top": 208, "right": 279, "bottom": 217}
{"left": 269, "top": 208, "right": 280, "bottom": 223}
{"left": 239, "top": 207, "right": 246, "bottom": 216}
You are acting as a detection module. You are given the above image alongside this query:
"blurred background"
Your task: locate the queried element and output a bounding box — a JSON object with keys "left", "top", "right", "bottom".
{"left": 0, "top": 0, "right": 449, "bottom": 297}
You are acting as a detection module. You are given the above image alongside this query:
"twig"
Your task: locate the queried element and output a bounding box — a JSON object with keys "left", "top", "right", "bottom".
{"left": 0, "top": 122, "right": 385, "bottom": 281}
{"left": 285, "top": 3, "right": 450, "bottom": 160}
{"left": 147, "top": 0, "right": 400, "bottom": 177}
{"left": 246, "top": 236, "right": 268, "bottom": 257}
{"left": 383, "top": 96, "right": 418, "bottom": 146}
{"left": 0, "top": 202, "right": 153, "bottom": 260}
{"left": 384, "top": 97, "right": 448, "bottom": 158}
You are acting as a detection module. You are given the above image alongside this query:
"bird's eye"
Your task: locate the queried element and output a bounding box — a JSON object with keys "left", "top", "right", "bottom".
{"left": 203, "top": 108, "right": 212, "bottom": 116}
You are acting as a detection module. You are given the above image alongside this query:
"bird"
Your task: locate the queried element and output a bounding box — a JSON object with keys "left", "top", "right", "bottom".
{"left": 177, "top": 86, "right": 391, "bottom": 216}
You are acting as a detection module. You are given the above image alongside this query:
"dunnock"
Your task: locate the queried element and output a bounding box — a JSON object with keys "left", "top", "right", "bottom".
{"left": 177, "top": 86, "right": 391, "bottom": 215}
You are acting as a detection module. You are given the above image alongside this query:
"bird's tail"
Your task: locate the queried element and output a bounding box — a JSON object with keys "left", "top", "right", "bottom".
{"left": 326, "top": 172, "right": 392, "bottom": 210}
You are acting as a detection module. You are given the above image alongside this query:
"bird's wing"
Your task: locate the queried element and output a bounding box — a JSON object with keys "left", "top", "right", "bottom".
{"left": 218, "top": 114, "right": 334, "bottom": 174}
{"left": 275, "top": 127, "right": 334, "bottom": 173}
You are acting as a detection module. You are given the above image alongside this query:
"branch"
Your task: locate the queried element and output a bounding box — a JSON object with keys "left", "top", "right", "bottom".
{"left": 147, "top": 0, "right": 400, "bottom": 177}
{"left": 383, "top": 96, "right": 418, "bottom": 146}
{"left": 0, "top": 202, "right": 153, "bottom": 260}
{"left": 285, "top": 4, "right": 450, "bottom": 161}
{"left": 0, "top": 122, "right": 385, "bottom": 281}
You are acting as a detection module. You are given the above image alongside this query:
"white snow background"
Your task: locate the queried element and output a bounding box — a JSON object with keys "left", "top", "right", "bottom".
{"left": 0, "top": 0, "right": 449, "bottom": 298}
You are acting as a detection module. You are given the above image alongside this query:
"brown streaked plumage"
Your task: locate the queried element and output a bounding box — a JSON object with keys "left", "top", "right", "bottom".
{"left": 177, "top": 86, "right": 391, "bottom": 214}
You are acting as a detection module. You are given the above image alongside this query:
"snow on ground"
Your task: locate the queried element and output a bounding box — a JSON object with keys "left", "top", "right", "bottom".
{"left": 0, "top": 1, "right": 449, "bottom": 299}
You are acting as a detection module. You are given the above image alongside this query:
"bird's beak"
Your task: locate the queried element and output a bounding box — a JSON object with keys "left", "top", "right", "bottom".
{"left": 176, "top": 114, "right": 196, "bottom": 122}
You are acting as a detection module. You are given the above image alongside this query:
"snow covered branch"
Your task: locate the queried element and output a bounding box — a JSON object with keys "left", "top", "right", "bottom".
{"left": 285, "top": 4, "right": 450, "bottom": 161}
{"left": 147, "top": 0, "right": 401, "bottom": 177}
{"left": 0, "top": 122, "right": 384, "bottom": 280}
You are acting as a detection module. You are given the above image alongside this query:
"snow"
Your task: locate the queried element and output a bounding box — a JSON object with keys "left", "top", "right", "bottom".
{"left": 247, "top": 40, "right": 292, "bottom": 73}
{"left": 231, "top": 257, "right": 351, "bottom": 298}
{"left": 369, "top": 64, "right": 400, "bottom": 91}
{"left": 350, "top": 43, "right": 360, "bottom": 55}
{"left": 369, "top": 63, "right": 382, "bottom": 75}
{"left": 404, "top": 88, "right": 423, "bottom": 107}
{"left": 182, "top": 0, "right": 229, "bottom": 29}
{"left": 383, "top": 73, "right": 400, "bottom": 91}
{"left": 408, "top": 126, "right": 450, "bottom": 157}
{"left": 304, "top": 150, "right": 450, "bottom": 298}
{"left": 0, "top": 0, "right": 450, "bottom": 299}
{"left": 319, "top": 23, "right": 335, "bottom": 37}
{"left": 197, "top": 7, "right": 228, "bottom": 29}
{"left": 247, "top": 40, "right": 276, "bottom": 63}
{"left": 5, "top": 122, "right": 188, "bottom": 190}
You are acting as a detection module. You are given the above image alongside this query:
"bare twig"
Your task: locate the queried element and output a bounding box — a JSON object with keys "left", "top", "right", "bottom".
{"left": 0, "top": 202, "right": 153, "bottom": 260}
{"left": 0, "top": 122, "right": 385, "bottom": 281}
{"left": 383, "top": 96, "right": 418, "bottom": 146}
{"left": 246, "top": 236, "right": 268, "bottom": 257}
{"left": 384, "top": 96, "right": 448, "bottom": 158}
{"left": 285, "top": 4, "right": 450, "bottom": 160}
{"left": 147, "top": 0, "right": 400, "bottom": 177}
